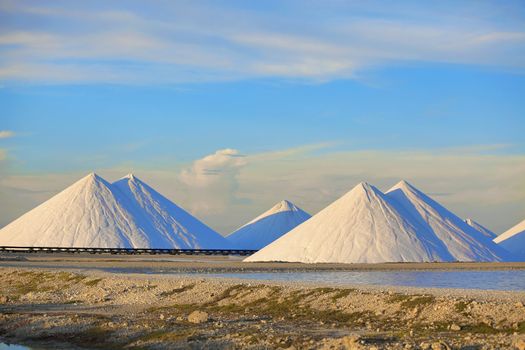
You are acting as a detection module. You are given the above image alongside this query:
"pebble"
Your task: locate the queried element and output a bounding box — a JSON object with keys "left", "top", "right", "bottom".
{"left": 513, "top": 335, "right": 525, "bottom": 350}
{"left": 420, "top": 342, "right": 431, "bottom": 350}
{"left": 431, "top": 341, "right": 451, "bottom": 350}
{"left": 3, "top": 267, "right": 525, "bottom": 350}
{"left": 0, "top": 295, "right": 9, "bottom": 303}
{"left": 188, "top": 310, "right": 209, "bottom": 324}
{"left": 450, "top": 323, "right": 461, "bottom": 331}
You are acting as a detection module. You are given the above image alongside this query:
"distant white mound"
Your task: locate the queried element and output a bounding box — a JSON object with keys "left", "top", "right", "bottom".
{"left": 385, "top": 181, "right": 509, "bottom": 262}
{"left": 246, "top": 181, "right": 510, "bottom": 263}
{"left": 0, "top": 173, "right": 229, "bottom": 249}
{"left": 464, "top": 218, "right": 497, "bottom": 239}
{"left": 226, "top": 200, "right": 311, "bottom": 250}
{"left": 494, "top": 219, "right": 525, "bottom": 260}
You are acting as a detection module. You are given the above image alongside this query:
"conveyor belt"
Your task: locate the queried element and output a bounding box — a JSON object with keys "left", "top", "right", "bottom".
{"left": 0, "top": 246, "right": 257, "bottom": 256}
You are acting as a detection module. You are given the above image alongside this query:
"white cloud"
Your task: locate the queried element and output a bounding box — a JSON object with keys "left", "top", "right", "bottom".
{"left": 180, "top": 149, "right": 247, "bottom": 187}
{"left": 179, "top": 149, "right": 247, "bottom": 217}
{"left": 0, "top": 130, "right": 15, "bottom": 139}
{"left": 0, "top": 2, "right": 524, "bottom": 83}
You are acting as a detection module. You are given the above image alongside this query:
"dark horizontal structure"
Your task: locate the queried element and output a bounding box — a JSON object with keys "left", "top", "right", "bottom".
{"left": 0, "top": 246, "right": 258, "bottom": 256}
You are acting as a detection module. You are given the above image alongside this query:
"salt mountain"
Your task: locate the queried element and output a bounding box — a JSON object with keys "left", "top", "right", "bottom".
{"left": 494, "top": 219, "right": 525, "bottom": 260}
{"left": 464, "top": 218, "right": 497, "bottom": 239}
{"left": 0, "top": 173, "right": 229, "bottom": 249}
{"left": 226, "top": 200, "right": 311, "bottom": 250}
{"left": 246, "top": 181, "right": 511, "bottom": 263}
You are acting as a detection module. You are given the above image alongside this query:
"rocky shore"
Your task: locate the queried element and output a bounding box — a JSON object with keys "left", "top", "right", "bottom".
{"left": 0, "top": 266, "right": 524, "bottom": 349}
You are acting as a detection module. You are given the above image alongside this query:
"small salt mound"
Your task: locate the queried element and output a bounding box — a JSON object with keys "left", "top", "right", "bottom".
{"left": 226, "top": 200, "right": 311, "bottom": 250}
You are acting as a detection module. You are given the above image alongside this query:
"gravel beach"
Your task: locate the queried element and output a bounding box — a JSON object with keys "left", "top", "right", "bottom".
{"left": 0, "top": 254, "right": 524, "bottom": 349}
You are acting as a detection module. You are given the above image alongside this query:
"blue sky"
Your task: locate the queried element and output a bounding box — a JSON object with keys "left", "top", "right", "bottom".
{"left": 1, "top": 0, "right": 524, "bottom": 233}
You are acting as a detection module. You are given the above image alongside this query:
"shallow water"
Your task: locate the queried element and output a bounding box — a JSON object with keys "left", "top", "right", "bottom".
{"left": 181, "top": 270, "right": 525, "bottom": 291}
{"left": 98, "top": 266, "right": 525, "bottom": 291}
{"left": 4, "top": 262, "right": 524, "bottom": 291}
{"left": 0, "top": 344, "right": 35, "bottom": 350}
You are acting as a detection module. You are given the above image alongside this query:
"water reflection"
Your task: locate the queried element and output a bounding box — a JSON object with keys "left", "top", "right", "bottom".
{"left": 196, "top": 270, "right": 525, "bottom": 291}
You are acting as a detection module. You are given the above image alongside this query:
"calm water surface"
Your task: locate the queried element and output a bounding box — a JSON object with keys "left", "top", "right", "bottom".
{"left": 0, "top": 344, "right": 36, "bottom": 350}
{"left": 6, "top": 264, "right": 524, "bottom": 291}
{"left": 179, "top": 270, "right": 525, "bottom": 291}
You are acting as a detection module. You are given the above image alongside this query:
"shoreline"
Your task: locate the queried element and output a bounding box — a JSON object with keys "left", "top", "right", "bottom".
{"left": 2, "top": 253, "right": 525, "bottom": 272}
{"left": 1, "top": 263, "right": 524, "bottom": 349}
{"left": 3, "top": 265, "right": 525, "bottom": 303}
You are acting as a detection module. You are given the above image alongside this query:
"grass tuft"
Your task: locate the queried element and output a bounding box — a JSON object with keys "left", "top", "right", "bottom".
{"left": 159, "top": 283, "right": 195, "bottom": 297}
{"left": 84, "top": 278, "right": 103, "bottom": 287}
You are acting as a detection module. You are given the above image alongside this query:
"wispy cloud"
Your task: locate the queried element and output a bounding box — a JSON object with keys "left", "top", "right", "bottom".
{"left": 234, "top": 144, "right": 525, "bottom": 233}
{"left": 0, "top": 130, "right": 15, "bottom": 139}
{"left": 0, "top": 1, "right": 524, "bottom": 84}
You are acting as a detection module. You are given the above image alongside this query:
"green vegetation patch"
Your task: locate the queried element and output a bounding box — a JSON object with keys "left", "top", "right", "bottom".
{"left": 387, "top": 294, "right": 435, "bottom": 308}
{"left": 209, "top": 288, "right": 375, "bottom": 325}
{"left": 151, "top": 285, "right": 373, "bottom": 326}
{"left": 56, "top": 271, "right": 87, "bottom": 284}
{"left": 401, "top": 295, "right": 435, "bottom": 308}
{"left": 9, "top": 271, "right": 56, "bottom": 298}
{"left": 4, "top": 271, "right": 99, "bottom": 300}
{"left": 140, "top": 329, "right": 194, "bottom": 343}
{"left": 159, "top": 283, "right": 196, "bottom": 297}
{"left": 84, "top": 278, "right": 103, "bottom": 287}
{"left": 330, "top": 289, "right": 355, "bottom": 302}
{"left": 386, "top": 293, "right": 411, "bottom": 304}
{"left": 517, "top": 321, "right": 525, "bottom": 334}
{"left": 454, "top": 301, "right": 470, "bottom": 315}
{"left": 462, "top": 322, "right": 499, "bottom": 334}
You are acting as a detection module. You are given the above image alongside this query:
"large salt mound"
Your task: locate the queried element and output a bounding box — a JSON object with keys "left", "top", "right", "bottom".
{"left": 112, "top": 174, "right": 229, "bottom": 249}
{"left": 246, "top": 181, "right": 511, "bottom": 263}
{"left": 494, "top": 219, "right": 525, "bottom": 260}
{"left": 0, "top": 173, "right": 229, "bottom": 249}
{"left": 226, "top": 200, "right": 311, "bottom": 250}
{"left": 245, "top": 182, "right": 452, "bottom": 263}
{"left": 464, "top": 218, "right": 497, "bottom": 239}
{"left": 385, "top": 181, "right": 509, "bottom": 262}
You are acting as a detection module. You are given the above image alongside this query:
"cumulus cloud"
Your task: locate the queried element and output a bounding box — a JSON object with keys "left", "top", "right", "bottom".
{"left": 179, "top": 149, "right": 247, "bottom": 216}
{"left": 0, "top": 130, "right": 15, "bottom": 139}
